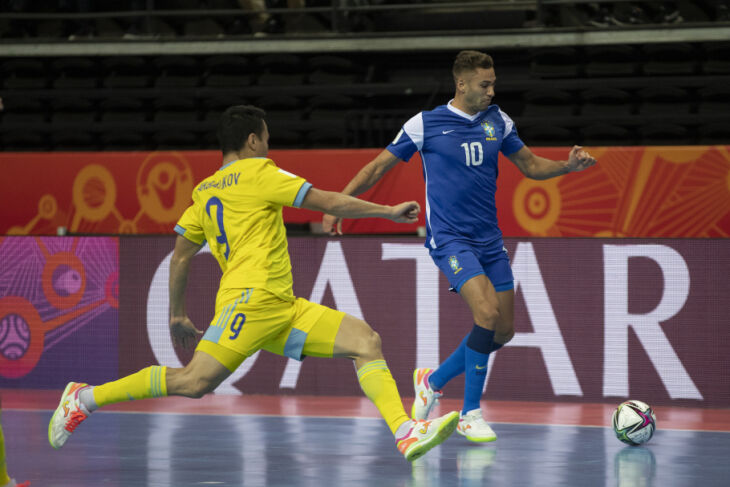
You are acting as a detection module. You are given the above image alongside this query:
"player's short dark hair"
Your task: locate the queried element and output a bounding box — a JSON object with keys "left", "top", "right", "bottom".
{"left": 452, "top": 50, "right": 494, "bottom": 81}
{"left": 217, "top": 105, "right": 266, "bottom": 154}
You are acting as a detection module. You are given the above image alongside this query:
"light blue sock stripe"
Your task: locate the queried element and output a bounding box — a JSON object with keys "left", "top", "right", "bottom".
{"left": 358, "top": 360, "right": 387, "bottom": 371}
{"left": 152, "top": 367, "right": 160, "bottom": 397}
{"left": 150, "top": 366, "right": 158, "bottom": 398}
{"left": 155, "top": 366, "right": 163, "bottom": 397}
{"left": 357, "top": 360, "right": 388, "bottom": 378}
{"left": 358, "top": 361, "right": 386, "bottom": 374}
{"left": 156, "top": 366, "right": 162, "bottom": 398}
{"left": 359, "top": 359, "right": 387, "bottom": 369}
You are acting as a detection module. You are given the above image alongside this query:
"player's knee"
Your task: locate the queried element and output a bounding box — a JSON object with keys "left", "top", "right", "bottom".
{"left": 358, "top": 326, "right": 382, "bottom": 359}
{"left": 365, "top": 328, "right": 382, "bottom": 354}
{"left": 473, "top": 306, "right": 500, "bottom": 329}
{"left": 498, "top": 327, "right": 515, "bottom": 344}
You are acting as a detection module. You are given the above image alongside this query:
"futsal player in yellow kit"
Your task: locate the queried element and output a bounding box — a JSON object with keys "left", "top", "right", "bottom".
{"left": 48, "top": 105, "right": 458, "bottom": 461}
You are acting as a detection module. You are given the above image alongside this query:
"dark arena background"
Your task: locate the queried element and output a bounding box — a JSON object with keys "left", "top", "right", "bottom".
{"left": 1, "top": 1, "right": 730, "bottom": 486}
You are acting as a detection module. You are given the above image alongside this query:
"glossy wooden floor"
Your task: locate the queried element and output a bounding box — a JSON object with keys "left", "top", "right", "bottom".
{"left": 3, "top": 390, "right": 730, "bottom": 487}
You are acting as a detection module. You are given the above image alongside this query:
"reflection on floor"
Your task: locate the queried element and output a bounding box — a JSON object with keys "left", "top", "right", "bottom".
{"left": 3, "top": 391, "right": 730, "bottom": 487}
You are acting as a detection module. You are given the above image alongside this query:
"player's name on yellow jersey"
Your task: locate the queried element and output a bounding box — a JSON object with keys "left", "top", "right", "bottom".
{"left": 197, "top": 172, "right": 241, "bottom": 192}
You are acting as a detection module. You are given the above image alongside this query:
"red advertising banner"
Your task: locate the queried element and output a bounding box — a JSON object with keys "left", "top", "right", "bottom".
{"left": 116, "top": 236, "right": 729, "bottom": 407}
{"left": 1, "top": 146, "right": 729, "bottom": 237}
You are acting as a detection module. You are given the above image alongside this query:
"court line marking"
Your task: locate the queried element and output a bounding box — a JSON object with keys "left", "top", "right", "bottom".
{"left": 8, "top": 408, "right": 730, "bottom": 433}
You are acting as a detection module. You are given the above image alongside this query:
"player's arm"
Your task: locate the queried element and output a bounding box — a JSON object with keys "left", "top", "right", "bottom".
{"left": 322, "top": 149, "right": 402, "bottom": 234}
{"left": 507, "top": 145, "right": 597, "bottom": 180}
{"left": 303, "top": 187, "right": 419, "bottom": 223}
{"left": 340, "top": 149, "right": 402, "bottom": 197}
{"left": 169, "top": 235, "right": 204, "bottom": 350}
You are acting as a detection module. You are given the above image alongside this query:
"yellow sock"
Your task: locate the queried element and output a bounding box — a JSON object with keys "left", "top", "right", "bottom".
{"left": 0, "top": 420, "right": 10, "bottom": 485}
{"left": 357, "top": 360, "right": 410, "bottom": 435}
{"left": 93, "top": 365, "right": 168, "bottom": 408}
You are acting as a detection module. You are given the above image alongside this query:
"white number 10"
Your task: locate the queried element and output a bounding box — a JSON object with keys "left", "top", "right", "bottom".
{"left": 461, "top": 142, "right": 483, "bottom": 167}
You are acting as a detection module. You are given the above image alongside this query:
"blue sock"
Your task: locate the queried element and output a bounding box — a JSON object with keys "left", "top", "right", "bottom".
{"left": 429, "top": 335, "right": 468, "bottom": 390}
{"left": 490, "top": 342, "right": 503, "bottom": 353}
{"left": 463, "top": 325, "right": 494, "bottom": 413}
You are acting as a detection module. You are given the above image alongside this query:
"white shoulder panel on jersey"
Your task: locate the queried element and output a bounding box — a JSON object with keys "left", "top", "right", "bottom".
{"left": 497, "top": 108, "right": 516, "bottom": 137}
{"left": 402, "top": 112, "right": 425, "bottom": 151}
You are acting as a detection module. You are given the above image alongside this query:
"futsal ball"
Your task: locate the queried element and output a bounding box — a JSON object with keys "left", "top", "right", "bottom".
{"left": 612, "top": 400, "right": 656, "bottom": 446}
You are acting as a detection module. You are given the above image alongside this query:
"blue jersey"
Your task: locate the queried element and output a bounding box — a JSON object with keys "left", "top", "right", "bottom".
{"left": 387, "top": 101, "right": 524, "bottom": 249}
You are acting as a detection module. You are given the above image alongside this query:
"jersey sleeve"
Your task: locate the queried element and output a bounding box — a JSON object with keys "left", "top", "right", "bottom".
{"left": 259, "top": 162, "right": 312, "bottom": 208}
{"left": 498, "top": 108, "right": 525, "bottom": 156}
{"left": 174, "top": 203, "right": 206, "bottom": 244}
{"left": 385, "top": 112, "right": 423, "bottom": 162}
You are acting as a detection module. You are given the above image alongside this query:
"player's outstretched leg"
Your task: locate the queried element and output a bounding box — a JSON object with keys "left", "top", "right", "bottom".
{"left": 49, "top": 366, "right": 170, "bottom": 449}
{"left": 49, "top": 354, "right": 230, "bottom": 449}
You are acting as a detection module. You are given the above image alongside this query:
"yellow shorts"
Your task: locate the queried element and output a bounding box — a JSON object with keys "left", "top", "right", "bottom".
{"left": 196, "top": 288, "right": 345, "bottom": 372}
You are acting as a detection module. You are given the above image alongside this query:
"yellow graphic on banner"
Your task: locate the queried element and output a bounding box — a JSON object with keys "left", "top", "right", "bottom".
{"left": 136, "top": 152, "right": 194, "bottom": 223}
{"left": 71, "top": 164, "right": 118, "bottom": 231}
{"left": 7, "top": 194, "right": 59, "bottom": 235}
{"left": 9, "top": 152, "right": 195, "bottom": 235}
{"left": 513, "top": 179, "right": 562, "bottom": 235}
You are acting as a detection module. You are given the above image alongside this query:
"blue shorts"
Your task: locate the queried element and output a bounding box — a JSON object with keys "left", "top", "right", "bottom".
{"left": 430, "top": 239, "right": 514, "bottom": 293}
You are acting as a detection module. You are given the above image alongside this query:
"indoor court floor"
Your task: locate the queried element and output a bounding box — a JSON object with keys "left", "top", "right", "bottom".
{"left": 3, "top": 390, "right": 730, "bottom": 487}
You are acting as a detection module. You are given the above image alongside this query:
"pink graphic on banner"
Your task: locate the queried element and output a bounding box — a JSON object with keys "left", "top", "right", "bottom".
{"left": 0, "top": 237, "right": 119, "bottom": 386}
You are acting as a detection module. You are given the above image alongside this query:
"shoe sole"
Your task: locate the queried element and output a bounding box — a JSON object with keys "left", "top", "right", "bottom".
{"left": 48, "top": 381, "right": 75, "bottom": 450}
{"left": 405, "top": 411, "right": 459, "bottom": 462}
{"left": 456, "top": 428, "right": 498, "bottom": 443}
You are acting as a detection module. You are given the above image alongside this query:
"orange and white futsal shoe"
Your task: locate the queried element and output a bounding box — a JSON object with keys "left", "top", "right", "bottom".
{"left": 456, "top": 409, "right": 497, "bottom": 442}
{"left": 396, "top": 411, "right": 459, "bottom": 462}
{"left": 48, "top": 382, "right": 91, "bottom": 449}
{"left": 411, "top": 368, "right": 443, "bottom": 420}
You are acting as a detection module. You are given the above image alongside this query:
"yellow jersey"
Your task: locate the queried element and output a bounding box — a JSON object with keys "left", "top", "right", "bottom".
{"left": 174, "top": 157, "right": 312, "bottom": 302}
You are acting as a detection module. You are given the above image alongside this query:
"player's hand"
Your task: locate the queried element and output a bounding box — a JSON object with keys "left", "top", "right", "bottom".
{"left": 322, "top": 213, "right": 343, "bottom": 235}
{"left": 169, "top": 315, "right": 203, "bottom": 350}
{"left": 567, "top": 145, "right": 597, "bottom": 172}
{"left": 390, "top": 201, "right": 420, "bottom": 223}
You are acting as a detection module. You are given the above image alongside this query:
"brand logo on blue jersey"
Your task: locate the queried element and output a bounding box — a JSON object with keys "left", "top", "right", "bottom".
{"left": 481, "top": 121, "right": 497, "bottom": 141}
{"left": 448, "top": 256, "right": 462, "bottom": 274}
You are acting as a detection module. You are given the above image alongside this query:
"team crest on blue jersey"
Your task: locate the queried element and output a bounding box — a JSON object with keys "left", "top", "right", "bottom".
{"left": 448, "top": 256, "right": 462, "bottom": 274}
{"left": 481, "top": 121, "right": 497, "bottom": 141}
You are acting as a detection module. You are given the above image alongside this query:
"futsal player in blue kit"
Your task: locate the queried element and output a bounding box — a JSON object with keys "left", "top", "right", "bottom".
{"left": 323, "top": 50, "right": 597, "bottom": 442}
